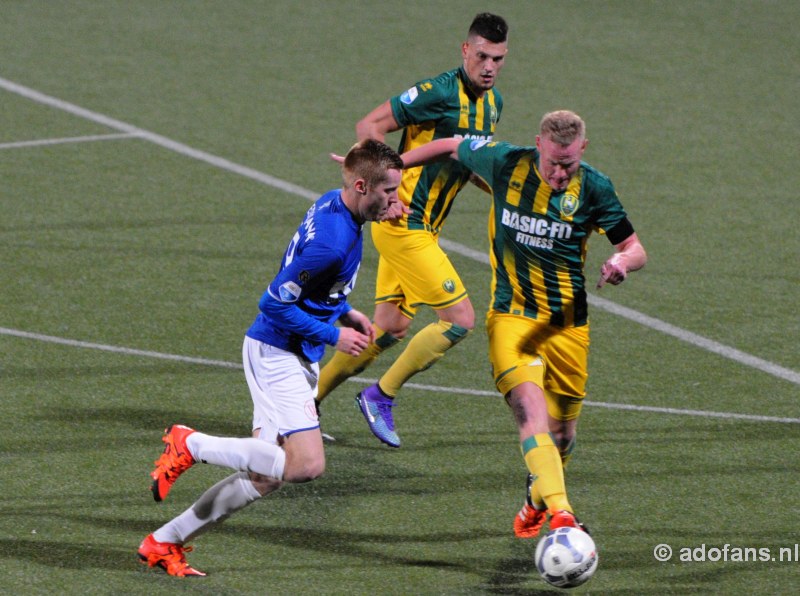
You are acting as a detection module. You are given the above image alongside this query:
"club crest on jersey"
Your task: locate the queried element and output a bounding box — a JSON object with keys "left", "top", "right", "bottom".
{"left": 400, "top": 86, "right": 419, "bottom": 104}
{"left": 490, "top": 106, "right": 498, "bottom": 125}
{"left": 560, "top": 193, "right": 579, "bottom": 218}
{"left": 278, "top": 281, "right": 302, "bottom": 303}
{"left": 442, "top": 279, "right": 456, "bottom": 293}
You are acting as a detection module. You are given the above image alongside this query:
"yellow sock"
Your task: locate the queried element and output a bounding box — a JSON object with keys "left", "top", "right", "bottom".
{"left": 316, "top": 327, "right": 400, "bottom": 402}
{"left": 379, "top": 320, "right": 470, "bottom": 397}
{"left": 522, "top": 433, "right": 572, "bottom": 513}
{"left": 528, "top": 437, "right": 575, "bottom": 508}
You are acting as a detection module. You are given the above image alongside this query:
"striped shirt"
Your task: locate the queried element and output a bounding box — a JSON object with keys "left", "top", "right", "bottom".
{"left": 458, "top": 140, "right": 632, "bottom": 327}
{"left": 385, "top": 66, "right": 503, "bottom": 234}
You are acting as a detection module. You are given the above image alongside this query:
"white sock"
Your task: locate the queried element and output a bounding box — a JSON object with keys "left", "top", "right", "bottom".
{"left": 153, "top": 472, "right": 263, "bottom": 544}
{"left": 186, "top": 432, "right": 286, "bottom": 479}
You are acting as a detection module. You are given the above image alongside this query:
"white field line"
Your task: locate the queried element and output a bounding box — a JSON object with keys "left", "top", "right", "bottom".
{"left": 0, "top": 132, "right": 138, "bottom": 150}
{"left": 1, "top": 75, "right": 798, "bottom": 389}
{"left": 0, "top": 77, "right": 318, "bottom": 201}
{"left": 1, "top": 326, "right": 798, "bottom": 424}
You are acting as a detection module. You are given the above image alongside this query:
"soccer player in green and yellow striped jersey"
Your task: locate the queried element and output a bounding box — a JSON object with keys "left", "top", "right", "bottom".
{"left": 399, "top": 110, "right": 648, "bottom": 537}
{"left": 316, "top": 13, "right": 509, "bottom": 448}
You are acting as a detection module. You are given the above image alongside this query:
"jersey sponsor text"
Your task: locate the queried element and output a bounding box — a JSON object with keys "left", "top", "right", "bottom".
{"left": 501, "top": 208, "right": 573, "bottom": 250}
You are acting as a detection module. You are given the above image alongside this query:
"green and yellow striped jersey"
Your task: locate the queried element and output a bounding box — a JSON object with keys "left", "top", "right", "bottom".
{"left": 457, "top": 140, "right": 630, "bottom": 328}
{"left": 388, "top": 67, "right": 502, "bottom": 233}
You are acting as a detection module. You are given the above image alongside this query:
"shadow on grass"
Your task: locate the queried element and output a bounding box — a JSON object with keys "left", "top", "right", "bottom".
{"left": 6, "top": 404, "right": 561, "bottom": 593}
{"left": 0, "top": 520, "right": 544, "bottom": 594}
{"left": 44, "top": 404, "right": 248, "bottom": 441}
{"left": 0, "top": 537, "right": 141, "bottom": 573}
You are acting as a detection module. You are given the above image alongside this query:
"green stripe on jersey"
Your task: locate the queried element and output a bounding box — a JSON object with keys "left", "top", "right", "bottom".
{"left": 459, "top": 140, "right": 628, "bottom": 327}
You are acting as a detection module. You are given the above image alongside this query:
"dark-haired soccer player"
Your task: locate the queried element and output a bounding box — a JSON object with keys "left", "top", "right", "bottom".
{"left": 137, "top": 140, "right": 402, "bottom": 577}
{"left": 397, "top": 110, "right": 647, "bottom": 537}
{"left": 316, "top": 12, "right": 510, "bottom": 448}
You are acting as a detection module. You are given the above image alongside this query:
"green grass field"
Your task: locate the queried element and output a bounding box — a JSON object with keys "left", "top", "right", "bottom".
{"left": 1, "top": 1, "right": 798, "bottom": 593}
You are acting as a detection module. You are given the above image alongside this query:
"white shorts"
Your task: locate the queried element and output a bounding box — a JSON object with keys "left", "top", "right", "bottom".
{"left": 242, "top": 335, "right": 320, "bottom": 444}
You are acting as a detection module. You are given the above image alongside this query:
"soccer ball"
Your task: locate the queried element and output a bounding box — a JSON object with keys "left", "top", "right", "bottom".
{"left": 534, "top": 526, "right": 598, "bottom": 588}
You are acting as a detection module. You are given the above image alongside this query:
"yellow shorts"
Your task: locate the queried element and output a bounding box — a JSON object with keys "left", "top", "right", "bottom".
{"left": 371, "top": 220, "right": 468, "bottom": 318}
{"left": 486, "top": 311, "right": 589, "bottom": 421}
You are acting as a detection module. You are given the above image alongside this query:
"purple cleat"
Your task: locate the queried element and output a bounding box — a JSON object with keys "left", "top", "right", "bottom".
{"left": 355, "top": 384, "right": 400, "bottom": 448}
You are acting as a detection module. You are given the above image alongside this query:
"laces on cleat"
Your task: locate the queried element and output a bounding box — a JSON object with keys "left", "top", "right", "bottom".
{"left": 149, "top": 424, "right": 196, "bottom": 502}
{"left": 549, "top": 510, "right": 591, "bottom": 535}
{"left": 514, "top": 502, "right": 548, "bottom": 538}
{"left": 138, "top": 534, "right": 206, "bottom": 577}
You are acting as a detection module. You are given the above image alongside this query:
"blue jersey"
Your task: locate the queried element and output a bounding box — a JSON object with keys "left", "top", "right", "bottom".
{"left": 246, "top": 190, "right": 363, "bottom": 362}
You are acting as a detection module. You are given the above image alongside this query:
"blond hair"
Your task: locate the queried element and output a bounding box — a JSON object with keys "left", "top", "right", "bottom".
{"left": 539, "top": 110, "right": 586, "bottom": 145}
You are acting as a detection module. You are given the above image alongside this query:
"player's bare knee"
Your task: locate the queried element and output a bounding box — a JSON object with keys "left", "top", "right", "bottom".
{"left": 304, "top": 459, "right": 325, "bottom": 481}
{"left": 283, "top": 449, "right": 326, "bottom": 483}
{"left": 374, "top": 303, "right": 412, "bottom": 338}
{"left": 378, "top": 314, "right": 412, "bottom": 339}
{"left": 384, "top": 324, "right": 410, "bottom": 339}
{"left": 248, "top": 471, "right": 282, "bottom": 496}
{"left": 439, "top": 299, "right": 475, "bottom": 331}
{"left": 453, "top": 308, "right": 475, "bottom": 330}
{"left": 286, "top": 459, "right": 325, "bottom": 483}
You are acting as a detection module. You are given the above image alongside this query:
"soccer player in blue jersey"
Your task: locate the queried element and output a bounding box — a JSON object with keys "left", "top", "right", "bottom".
{"left": 315, "top": 12, "right": 509, "bottom": 448}
{"left": 397, "top": 110, "right": 647, "bottom": 538}
{"left": 137, "top": 140, "right": 403, "bottom": 577}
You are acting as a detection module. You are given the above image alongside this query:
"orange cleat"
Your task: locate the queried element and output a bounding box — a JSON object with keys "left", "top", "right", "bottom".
{"left": 514, "top": 502, "right": 548, "bottom": 538}
{"left": 150, "top": 424, "right": 196, "bottom": 502}
{"left": 137, "top": 533, "right": 206, "bottom": 577}
{"left": 549, "top": 509, "right": 590, "bottom": 535}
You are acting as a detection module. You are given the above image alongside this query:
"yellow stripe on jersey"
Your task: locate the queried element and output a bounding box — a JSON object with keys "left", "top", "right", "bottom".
{"left": 528, "top": 158, "right": 557, "bottom": 215}
{"left": 457, "top": 79, "right": 470, "bottom": 128}
{"left": 503, "top": 244, "right": 523, "bottom": 315}
{"left": 429, "top": 180, "right": 461, "bottom": 231}
{"left": 533, "top": 185, "right": 551, "bottom": 215}
{"left": 425, "top": 170, "right": 448, "bottom": 226}
{"left": 399, "top": 123, "right": 437, "bottom": 205}
{"left": 475, "top": 92, "right": 485, "bottom": 130}
{"left": 505, "top": 155, "right": 533, "bottom": 208}
{"left": 486, "top": 91, "right": 497, "bottom": 132}
{"left": 555, "top": 266, "right": 575, "bottom": 327}
{"left": 401, "top": 122, "right": 437, "bottom": 152}
{"left": 488, "top": 202, "right": 501, "bottom": 297}
{"left": 526, "top": 257, "right": 548, "bottom": 317}
{"left": 458, "top": 85, "right": 498, "bottom": 132}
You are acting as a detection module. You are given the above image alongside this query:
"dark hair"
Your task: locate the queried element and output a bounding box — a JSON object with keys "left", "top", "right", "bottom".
{"left": 468, "top": 13, "right": 509, "bottom": 43}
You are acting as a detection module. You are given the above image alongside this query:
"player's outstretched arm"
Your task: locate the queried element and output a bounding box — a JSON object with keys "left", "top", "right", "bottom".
{"left": 401, "top": 138, "right": 462, "bottom": 168}
{"left": 356, "top": 100, "right": 400, "bottom": 143}
{"left": 596, "top": 232, "right": 647, "bottom": 289}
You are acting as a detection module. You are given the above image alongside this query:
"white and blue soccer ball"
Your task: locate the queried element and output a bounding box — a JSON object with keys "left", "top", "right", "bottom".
{"left": 534, "top": 526, "right": 598, "bottom": 588}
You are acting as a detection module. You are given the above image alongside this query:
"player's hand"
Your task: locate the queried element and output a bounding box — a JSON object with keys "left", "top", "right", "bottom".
{"left": 596, "top": 253, "right": 627, "bottom": 289}
{"left": 329, "top": 152, "right": 345, "bottom": 164}
{"left": 377, "top": 200, "right": 411, "bottom": 222}
{"left": 335, "top": 327, "right": 371, "bottom": 356}
{"left": 469, "top": 172, "right": 492, "bottom": 194}
{"left": 339, "top": 309, "right": 376, "bottom": 343}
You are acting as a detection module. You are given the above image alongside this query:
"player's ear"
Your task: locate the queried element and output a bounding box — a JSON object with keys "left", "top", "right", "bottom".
{"left": 354, "top": 179, "right": 368, "bottom": 195}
